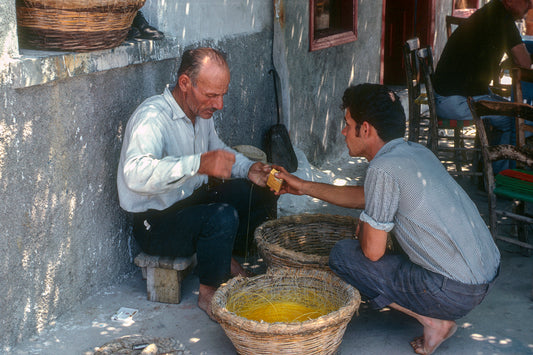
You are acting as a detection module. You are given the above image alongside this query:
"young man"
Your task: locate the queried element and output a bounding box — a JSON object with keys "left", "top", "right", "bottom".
{"left": 117, "top": 47, "right": 277, "bottom": 319}
{"left": 273, "top": 84, "right": 500, "bottom": 354}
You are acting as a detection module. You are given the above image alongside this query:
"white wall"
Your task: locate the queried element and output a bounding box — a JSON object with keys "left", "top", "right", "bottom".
{"left": 142, "top": 0, "right": 272, "bottom": 44}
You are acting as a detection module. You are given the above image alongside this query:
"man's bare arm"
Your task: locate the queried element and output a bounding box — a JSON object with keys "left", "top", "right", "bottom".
{"left": 510, "top": 42, "right": 532, "bottom": 68}
{"left": 358, "top": 220, "right": 389, "bottom": 261}
{"left": 274, "top": 165, "right": 365, "bottom": 209}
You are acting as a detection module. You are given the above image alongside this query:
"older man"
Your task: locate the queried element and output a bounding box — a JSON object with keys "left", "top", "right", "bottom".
{"left": 274, "top": 84, "right": 500, "bottom": 355}
{"left": 117, "top": 47, "right": 277, "bottom": 318}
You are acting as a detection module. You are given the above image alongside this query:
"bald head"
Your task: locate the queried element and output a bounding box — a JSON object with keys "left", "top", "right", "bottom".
{"left": 177, "top": 47, "right": 229, "bottom": 86}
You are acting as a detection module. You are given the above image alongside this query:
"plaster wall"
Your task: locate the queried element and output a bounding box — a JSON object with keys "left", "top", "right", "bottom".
{"left": 141, "top": 0, "right": 271, "bottom": 44}
{"left": 0, "top": 63, "right": 164, "bottom": 349}
{"left": 279, "top": 0, "right": 384, "bottom": 166}
{"left": 0, "top": 1, "right": 18, "bottom": 64}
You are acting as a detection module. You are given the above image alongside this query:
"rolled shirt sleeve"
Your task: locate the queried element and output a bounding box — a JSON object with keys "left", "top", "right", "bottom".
{"left": 359, "top": 166, "right": 399, "bottom": 233}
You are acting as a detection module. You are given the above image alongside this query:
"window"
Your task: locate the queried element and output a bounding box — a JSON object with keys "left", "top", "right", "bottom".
{"left": 309, "top": 0, "right": 357, "bottom": 51}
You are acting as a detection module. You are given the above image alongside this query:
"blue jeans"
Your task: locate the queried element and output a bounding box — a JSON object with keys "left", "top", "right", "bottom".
{"left": 435, "top": 92, "right": 515, "bottom": 173}
{"left": 133, "top": 180, "right": 278, "bottom": 287}
{"left": 329, "top": 239, "right": 497, "bottom": 320}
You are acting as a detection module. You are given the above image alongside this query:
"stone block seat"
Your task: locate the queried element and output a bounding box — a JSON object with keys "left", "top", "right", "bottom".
{"left": 134, "top": 252, "right": 197, "bottom": 304}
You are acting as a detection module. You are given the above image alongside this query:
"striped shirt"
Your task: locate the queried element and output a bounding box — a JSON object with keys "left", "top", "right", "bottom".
{"left": 359, "top": 138, "right": 500, "bottom": 284}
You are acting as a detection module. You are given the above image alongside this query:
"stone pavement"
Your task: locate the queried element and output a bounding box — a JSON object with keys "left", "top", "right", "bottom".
{"left": 8, "top": 145, "right": 533, "bottom": 355}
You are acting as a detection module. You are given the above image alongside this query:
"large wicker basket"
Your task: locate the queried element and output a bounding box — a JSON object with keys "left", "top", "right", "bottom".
{"left": 212, "top": 267, "right": 360, "bottom": 355}
{"left": 16, "top": 0, "right": 146, "bottom": 51}
{"left": 254, "top": 214, "right": 359, "bottom": 271}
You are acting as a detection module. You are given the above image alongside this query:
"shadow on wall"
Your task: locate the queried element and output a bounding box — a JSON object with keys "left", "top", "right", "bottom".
{"left": 0, "top": 68, "right": 148, "bottom": 348}
{"left": 206, "top": 33, "right": 277, "bottom": 150}
{"left": 142, "top": 0, "right": 271, "bottom": 44}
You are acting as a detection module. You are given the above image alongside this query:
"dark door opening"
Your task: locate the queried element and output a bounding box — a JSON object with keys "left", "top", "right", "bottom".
{"left": 381, "top": 0, "right": 435, "bottom": 85}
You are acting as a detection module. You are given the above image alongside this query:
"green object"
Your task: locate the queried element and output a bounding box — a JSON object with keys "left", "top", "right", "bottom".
{"left": 495, "top": 170, "right": 533, "bottom": 203}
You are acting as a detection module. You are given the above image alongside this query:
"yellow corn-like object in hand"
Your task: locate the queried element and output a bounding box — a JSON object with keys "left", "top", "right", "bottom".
{"left": 267, "top": 168, "right": 284, "bottom": 192}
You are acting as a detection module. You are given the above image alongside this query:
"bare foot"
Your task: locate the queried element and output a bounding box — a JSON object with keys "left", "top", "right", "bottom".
{"left": 388, "top": 302, "right": 457, "bottom": 355}
{"left": 230, "top": 257, "right": 254, "bottom": 277}
{"left": 410, "top": 321, "right": 457, "bottom": 355}
{"left": 198, "top": 284, "right": 218, "bottom": 322}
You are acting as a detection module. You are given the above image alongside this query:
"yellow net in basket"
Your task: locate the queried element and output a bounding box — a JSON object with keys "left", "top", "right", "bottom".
{"left": 226, "top": 286, "right": 338, "bottom": 323}
{"left": 236, "top": 300, "right": 325, "bottom": 323}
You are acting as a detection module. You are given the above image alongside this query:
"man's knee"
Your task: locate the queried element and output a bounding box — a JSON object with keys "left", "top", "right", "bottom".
{"left": 210, "top": 203, "right": 239, "bottom": 227}
{"left": 329, "top": 239, "right": 361, "bottom": 273}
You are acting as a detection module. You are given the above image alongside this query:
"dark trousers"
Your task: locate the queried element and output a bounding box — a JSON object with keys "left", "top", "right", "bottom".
{"left": 133, "top": 179, "right": 277, "bottom": 287}
{"left": 329, "top": 239, "right": 498, "bottom": 320}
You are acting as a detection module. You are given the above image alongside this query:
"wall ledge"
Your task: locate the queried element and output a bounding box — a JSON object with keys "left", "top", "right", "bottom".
{"left": 1, "top": 37, "right": 180, "bottom": 89}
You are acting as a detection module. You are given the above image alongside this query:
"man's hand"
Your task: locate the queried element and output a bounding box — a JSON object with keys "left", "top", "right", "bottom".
{"left": 247, "top": 162, "right": 271, "bottom": 187}
{"left": 198, "top": 150, "right": 235, "bottom": 179}
{"left": 273, "top": 165, "right": 365, "bottom": 209}
{"left": 271, "top": 165, "right": 306, "bottom": 195}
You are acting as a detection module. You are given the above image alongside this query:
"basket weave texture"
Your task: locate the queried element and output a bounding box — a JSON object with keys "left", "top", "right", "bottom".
{"left": 212, "top": 267, "right": 361, "bottom": 355}
{"left": 16, "top": 0, "right": 146, "bottom": 51}
{"left": 232, "top": 145, "right": 267, "bottom": 163}
{"left": 254, "top": 213, "right": 358, "bottom": 270}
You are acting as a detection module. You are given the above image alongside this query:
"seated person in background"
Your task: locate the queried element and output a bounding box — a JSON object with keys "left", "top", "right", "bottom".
{"left": 434, "top": 0, "right": 533, "bottom": 173}
{"left": 273, "top": 84, "right": 500, "bottom": 355}
{"left": 117, "top": 47, "right": 278, "bottom": 319}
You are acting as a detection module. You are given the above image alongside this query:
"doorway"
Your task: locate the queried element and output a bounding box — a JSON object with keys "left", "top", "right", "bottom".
{"left": 381, "top": 0, "right": 435, "bottom": 85}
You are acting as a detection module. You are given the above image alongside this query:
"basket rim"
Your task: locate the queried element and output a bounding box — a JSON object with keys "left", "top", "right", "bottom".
{"left": 254, "top": 213, "right": 358, "bottom": 266}
{"left": 211, "top": 267, "right": 360, "bottom": 334}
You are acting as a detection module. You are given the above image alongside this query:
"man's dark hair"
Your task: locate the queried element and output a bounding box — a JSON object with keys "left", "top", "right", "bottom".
{"left": 177, "top": 47, "right": 228, "bottom": 85}
{"left": 341, "top": 83, "right": 406, "bottom": 142}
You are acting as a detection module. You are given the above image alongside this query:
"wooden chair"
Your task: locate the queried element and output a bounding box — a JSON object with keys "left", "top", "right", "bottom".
{"left": 467, "top": 98, "right": 533, "bottom": 253}
{"left": 445, "top": 15, "right": 467, "bottom": 39}
{"left": 402, "top": 37, "right": 429, "bottom": 143}
{"left": 416, "top": 46, "right": 482, "bottom": 176}
{"left": 511, "top": 67, "right": 533, "bottom": 151}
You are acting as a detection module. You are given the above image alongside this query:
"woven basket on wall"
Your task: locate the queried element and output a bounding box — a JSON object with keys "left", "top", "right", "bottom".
{"left": 16, "top": 0, "right": 146, "bottom": 51}
{"left": 212, "top": 267, "right": 361, "bottom": 355}
{"left": 254, "top": 213, "right": 359, "bottom": 271}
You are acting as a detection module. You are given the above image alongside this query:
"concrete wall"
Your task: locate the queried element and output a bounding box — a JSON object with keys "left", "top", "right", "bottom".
{"left": 279, "top": 0, "right": 384, "bottom": 166}
{"left": 0, "top": 0, "right": 386, "bottom": 349}
{"left": 142, "top": 0, "right": 271, "bottom": 44}
{"left": 0, "top": 0, "right": 18, "bottom": 63}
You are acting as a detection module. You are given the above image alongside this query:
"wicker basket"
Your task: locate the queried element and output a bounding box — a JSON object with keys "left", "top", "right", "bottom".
{"left": 254, "top": 214, "right": 359, "bottom": 271}
{"left": 232, "top": 145, "right": 267, "bottom": 163}
{"left": 212, "top": 267, "right": 360, "bottom": 355}
{"left": 16, "top": 0, "right": 146, "bottom": 51}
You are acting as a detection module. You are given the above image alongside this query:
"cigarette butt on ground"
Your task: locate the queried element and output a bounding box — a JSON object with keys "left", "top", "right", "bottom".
{"left": 267, "top": 168, "right": 284, "bottom": 192}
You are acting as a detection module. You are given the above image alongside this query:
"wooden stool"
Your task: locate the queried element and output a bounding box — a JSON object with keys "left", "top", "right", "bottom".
{"left": 134, "top": 252, "right": 197, "bottom": 304}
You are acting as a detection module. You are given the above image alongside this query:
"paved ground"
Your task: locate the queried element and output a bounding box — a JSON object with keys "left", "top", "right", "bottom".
{"left": 8, "top": 146, "right": 533, "bottom": 355}
{"left": 8, "top": 88, "right": 533, "bottom": 354}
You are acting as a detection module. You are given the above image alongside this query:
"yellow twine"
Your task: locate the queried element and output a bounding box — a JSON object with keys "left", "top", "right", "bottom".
{"left": 237, "top": 301, "right": 325, "bottom": 322}
{"left": 227, "top": 288, "right": 336, "bottom": 323}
